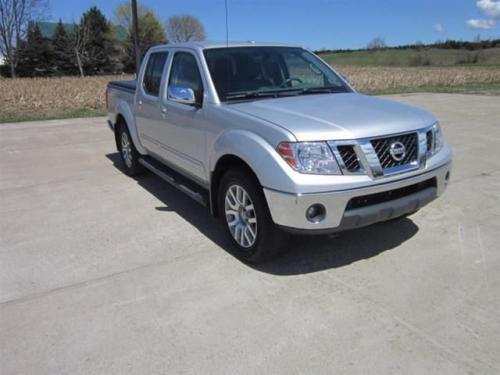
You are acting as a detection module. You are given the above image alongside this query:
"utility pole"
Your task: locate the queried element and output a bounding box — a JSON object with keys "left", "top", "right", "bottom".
{"left": 131, "top": 0, "right": 141, "bottom": 74}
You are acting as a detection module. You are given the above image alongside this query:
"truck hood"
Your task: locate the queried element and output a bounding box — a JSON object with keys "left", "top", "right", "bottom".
{"left": 228, "top": 93, "right": 435, "bottom": 141}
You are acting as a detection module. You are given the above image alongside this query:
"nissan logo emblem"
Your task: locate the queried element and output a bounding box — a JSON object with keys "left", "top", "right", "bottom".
{"left": 389, "top": 141, "right": 406, "bottom": 161}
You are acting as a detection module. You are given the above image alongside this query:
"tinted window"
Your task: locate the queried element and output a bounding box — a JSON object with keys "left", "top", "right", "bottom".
{"left": 204, "top": 47, "right": 351, "bottom": 101}
{"left": 168, "top": 52, "right": 204, "bottom": 103}
{"left": 143, "top": 52, "right": 168, "bottom": 97}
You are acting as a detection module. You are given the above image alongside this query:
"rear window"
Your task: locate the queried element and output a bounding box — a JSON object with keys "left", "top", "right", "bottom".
{"left": 143, "top": 52, "right": 168, "bottom": 97}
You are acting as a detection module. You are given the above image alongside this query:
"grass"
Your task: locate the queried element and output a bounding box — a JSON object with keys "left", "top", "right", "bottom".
{"left": 319, "top": 47, "right": 500, "bottom": 67}
{"left": 0, "top": 108, "right": 107, "bottom": 123}
{"left": 1, "top": 65, "right": 499, "bottom": 123}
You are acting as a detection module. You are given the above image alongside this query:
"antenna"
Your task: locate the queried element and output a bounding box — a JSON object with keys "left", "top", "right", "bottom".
{"left": 131, "top": 0, "right": 140, "bottom": 74}
{"left": 225, "top": 0, "right": 229, "bottom": 47}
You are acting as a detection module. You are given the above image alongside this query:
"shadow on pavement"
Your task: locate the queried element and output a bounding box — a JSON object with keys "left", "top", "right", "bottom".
{"left": 107, "top": 153, "right": 419, "bottom": 275}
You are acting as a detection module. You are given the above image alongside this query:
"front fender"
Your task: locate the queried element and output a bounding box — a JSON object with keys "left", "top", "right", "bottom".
{"left": 115, "top": 100, "right": 147, "bottom": 155}
{"left": 210, "top": 129, "right": 297, "bottom": 192}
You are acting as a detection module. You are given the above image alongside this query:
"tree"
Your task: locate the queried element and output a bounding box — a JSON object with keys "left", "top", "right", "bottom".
{"left": 70, "top": 20, "right": 90, "bottom": 77}
{"left": 79, "top": 6, "right": 121, "bottom": 75}
{"left": 52, "top": 19, "right": 74, "bottom": 75}
{"left": 165, "top": 15, "right": 206, "bottom": 43}
{"left": 367, "top": 36, "right": 386, "bottom": 50}
{"left": 16, "top": 21, "right": 53, "bottom": 76}
{"left": 114, "top": 1, "right": 166, "bottom": 72}
{"left": 0, "top": 0, "right": 46, "bottom": 78}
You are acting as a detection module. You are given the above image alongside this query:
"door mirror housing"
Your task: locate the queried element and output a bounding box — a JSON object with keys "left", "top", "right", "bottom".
{"left": 168, "top": 84, "right": 197, "bottom": 106}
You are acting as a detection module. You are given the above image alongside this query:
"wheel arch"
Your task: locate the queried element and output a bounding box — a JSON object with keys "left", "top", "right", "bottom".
{"left": 208, "top": 129, "right": 294, "bottom": 217}
{"left": 210, "top": 154, "right": 259, "bottom": 217}
{"left": 113, "top": 100, "right": 147, "bottom": 155}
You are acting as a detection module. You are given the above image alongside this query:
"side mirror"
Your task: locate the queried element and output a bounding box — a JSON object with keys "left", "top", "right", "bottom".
{"left": 168, "top": 84, "right": 197, "bottom": 106}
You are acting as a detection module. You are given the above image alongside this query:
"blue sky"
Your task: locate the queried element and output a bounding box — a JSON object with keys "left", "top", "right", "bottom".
{"left": 47, "top": 0, "right": 500, "bottom": 50}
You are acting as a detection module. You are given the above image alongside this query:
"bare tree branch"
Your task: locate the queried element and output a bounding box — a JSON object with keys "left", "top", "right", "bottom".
{"left": 0, "top": 0, "right": 46, "bottom": 77}
{"left": 70, "top": 20, "right": 91, "bottom": 77}
{"left": 165, "top": 15, "right": 206, "bottom": 43}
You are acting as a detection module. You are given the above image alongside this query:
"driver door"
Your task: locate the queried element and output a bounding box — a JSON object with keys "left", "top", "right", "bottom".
{"left": 156, "top": 51, "right": 207, "bottom": 182}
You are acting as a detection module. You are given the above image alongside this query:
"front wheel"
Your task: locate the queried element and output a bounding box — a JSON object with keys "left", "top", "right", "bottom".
{"left": 218, "top": 169, "right": 287, "bottom": 263}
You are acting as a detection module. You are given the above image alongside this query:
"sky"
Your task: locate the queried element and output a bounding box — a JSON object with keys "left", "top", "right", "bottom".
{"left": 46, "top": 0, "right": 500, "bottom": 50}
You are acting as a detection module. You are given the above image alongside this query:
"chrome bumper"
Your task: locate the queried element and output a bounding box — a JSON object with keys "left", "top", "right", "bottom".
{"left": 263, "top": 161, "right": 451, "bottom": 233}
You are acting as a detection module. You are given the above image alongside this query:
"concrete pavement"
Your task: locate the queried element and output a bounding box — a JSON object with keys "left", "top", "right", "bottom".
{"left": 1, "top": 94, "right": 499, "bottom": 374}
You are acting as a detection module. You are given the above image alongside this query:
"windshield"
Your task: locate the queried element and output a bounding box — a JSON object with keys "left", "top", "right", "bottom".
{"left": 204, "top": 46, "right": 352, "bottom": 101}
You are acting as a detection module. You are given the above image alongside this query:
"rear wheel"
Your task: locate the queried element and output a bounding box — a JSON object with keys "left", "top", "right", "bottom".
{"left": 218, "top": 168, "right": 287, "bottom": 263}
{"left": 117, "top": 124, "right": 143, "bottom": 176}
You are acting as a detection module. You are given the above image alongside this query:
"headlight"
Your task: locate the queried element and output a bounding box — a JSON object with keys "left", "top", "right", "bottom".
{"left": 429, "top": 121, "right": 444, "bottom": 155}
{"left": 433, "top": 122, "right": 444, "bottom": 152}
{"left": 277, "top": 142, "right": 341, "bottom": 175}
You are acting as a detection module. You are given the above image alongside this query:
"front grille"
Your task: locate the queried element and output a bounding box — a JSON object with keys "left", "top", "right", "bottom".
{"left": 337, "top": 145, "right": 361, "bottom": 172}
{"left": 426, "top": 130, "right": 433, "bottom": 152}
{"left": 371, "top": 132, "right": 418, "bottom": 169}
{"left": 345, "top": 178, "right": 436, "bottom": 210}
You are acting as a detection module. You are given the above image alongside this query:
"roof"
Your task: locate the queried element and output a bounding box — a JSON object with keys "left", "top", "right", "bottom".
{"left": 149, "top": 41, "right": 302, "bottom": 52}
{"left": 38, "top": 21, "right": 75, "bottom": 38}
{"left": 37, "top": 21, "right": 127, "bottom": 41}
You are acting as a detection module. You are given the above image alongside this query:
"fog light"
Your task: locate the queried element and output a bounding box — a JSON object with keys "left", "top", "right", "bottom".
{"left": 306, "top": 204, "right": 326, "bottom": 223}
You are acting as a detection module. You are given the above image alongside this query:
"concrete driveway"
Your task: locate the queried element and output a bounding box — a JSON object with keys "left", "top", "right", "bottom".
{"left": 1, "top": 94, "right": 499, "bottom": 374}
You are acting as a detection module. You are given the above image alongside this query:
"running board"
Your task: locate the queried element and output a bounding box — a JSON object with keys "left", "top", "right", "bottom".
{"left": 138, "top": 156, "right": 208, "bottom": 207}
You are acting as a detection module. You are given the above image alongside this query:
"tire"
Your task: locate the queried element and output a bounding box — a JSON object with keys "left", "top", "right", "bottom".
{"left": 117, "top": 123, "right": 144, "bottom": 176}
{"left": 218, "top": 168, "right": 287, "bottom": 263}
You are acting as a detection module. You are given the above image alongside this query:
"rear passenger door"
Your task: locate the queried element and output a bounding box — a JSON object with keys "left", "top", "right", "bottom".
{"left": 135, "top": 51, "right": 168, "bottom": 154}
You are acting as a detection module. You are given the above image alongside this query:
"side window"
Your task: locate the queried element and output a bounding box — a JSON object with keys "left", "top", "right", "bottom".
{"left": 143, "top": 52, "right": 168, "bottom": 97}
{"left": 168, "top": 52, "right": 204, "bottom": 103}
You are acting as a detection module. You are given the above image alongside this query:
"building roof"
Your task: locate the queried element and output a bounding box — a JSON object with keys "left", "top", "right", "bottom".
{"left": 37, "top": 21, "right": 127, "bottom": 41}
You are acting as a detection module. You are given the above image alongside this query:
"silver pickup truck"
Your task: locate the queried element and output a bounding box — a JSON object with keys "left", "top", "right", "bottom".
{"left": 106, "top": 41, "right": 452, "bottom": 262}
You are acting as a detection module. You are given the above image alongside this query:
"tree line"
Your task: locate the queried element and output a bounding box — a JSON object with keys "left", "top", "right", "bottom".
{"left": 0, "top": 0, "right": 206, "bottom": 78}
{"left": 315, "top": 37, "right": 500, "bottom": 54}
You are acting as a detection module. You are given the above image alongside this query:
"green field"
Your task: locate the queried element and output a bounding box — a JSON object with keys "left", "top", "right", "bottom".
{"left": 318, "top": 47, "right": 500, "bottom": 67}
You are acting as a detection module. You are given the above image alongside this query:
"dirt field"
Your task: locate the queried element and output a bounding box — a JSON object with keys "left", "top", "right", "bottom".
{"left": 0, "top": 75, "right": 131, "bottom": 122}
{"left": 338, "top": 65, "right": 500, "bottom": 93}
{"left": 1, "top": 66, "right": 500, "bottom": 122}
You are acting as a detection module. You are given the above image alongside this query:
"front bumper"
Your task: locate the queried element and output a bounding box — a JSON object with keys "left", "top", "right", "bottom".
{"left": 263, "top": 160, "right": 451, "bottom": 233}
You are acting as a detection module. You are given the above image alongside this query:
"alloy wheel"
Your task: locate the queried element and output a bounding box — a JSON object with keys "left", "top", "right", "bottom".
{"left": 224, "top": 184, "right": 258, "bottom": 248}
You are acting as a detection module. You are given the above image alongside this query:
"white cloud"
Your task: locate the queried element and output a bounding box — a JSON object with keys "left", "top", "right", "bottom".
{"left": 477, "top": 0, "right": 500, "bottom": 19}
{"left": 433, "top": 23, "right": 444, "bottom": 32}
{"left": 466, "top": 18, "right": 497, "bottom": 29}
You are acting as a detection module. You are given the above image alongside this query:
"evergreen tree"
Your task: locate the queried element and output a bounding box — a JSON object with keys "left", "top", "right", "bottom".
{"left": 52, "top": 19, "right": 75, "bottom": 75}
{"left": 80, "top": 6, "right": 121, "bottom": 74}
{"left": 16, "top": 22, "right": 54, "bottom": 77}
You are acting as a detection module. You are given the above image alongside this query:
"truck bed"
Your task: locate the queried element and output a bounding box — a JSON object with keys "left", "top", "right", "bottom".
{"left": 108, "top": 79, "right": 137, "bottom": 93}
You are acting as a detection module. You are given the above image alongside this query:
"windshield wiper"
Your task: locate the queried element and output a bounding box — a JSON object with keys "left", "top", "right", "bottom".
{"left": 225, "top": 88, "right": 309, "bottom": 101}
{"left": 224, "top": 86, "right": 346, "bottom": 101}
{"left": 300, "top": 86, "right": 346, "bottom": 94}
{"left": 225, "top": 91, "right": 280, "bottom": 101}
